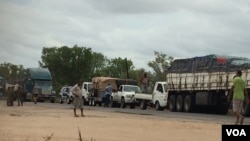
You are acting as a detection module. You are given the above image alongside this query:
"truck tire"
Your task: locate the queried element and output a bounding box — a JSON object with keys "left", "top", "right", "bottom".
{"left": 83, "top": 98, "right": 88, "bottom": 105}
{"left": 155, "top": 101, "right": 163, "bottom": 111}
{"left": 168, "top": 95, "right": 176, "bottom": 112}
{"left": 89, "top": 98, "right": 96, "bottom": 106}
{"left": 110, "top": 97, "right": 116, "bottom": 107}
{"left": 176, "top": 95, "right": 184, "bottom": 112}
{"left": 50, "top": 98, "right": 55, "bottom": 103}
{"left": 183, "top": 95, "right": 195, "bottom": 112}
{"left": 120, "top": 98, "right": 126, "bottom": 108}
{"left": 243, "top": 103, "right": 250, "bottom": 117}
{"left": 130, "top": 103, "right": 135, "bottom": 109}
{"left": 67, "top": 97, "right": 71, "bottom": 104}
{"left": 59, "top": 96, "right": 64, "bottom": 104}
{"left": 89, "top": 98, "right": 92, "bottom": 106}
{"left": 140, "top": 100, "right": 147, "bottom": 110}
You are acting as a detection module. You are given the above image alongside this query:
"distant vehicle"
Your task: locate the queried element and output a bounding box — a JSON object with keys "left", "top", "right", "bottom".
{"left": 59, "top": 86, "right": 73, "bottom": 104}
{"left": 23, "top": 68, "right": 56, "bottom": 103}
{"left": 90, "top": 77, "right": 139, "bottom": 107}
{"left": 111, "top": 84, "right": 142, "bottom": 108}
{"left": 82, "top": 82, "right": 93, "bottom": 105}
{"left": 133, "top": 81, "right": 168, "bottom": 110}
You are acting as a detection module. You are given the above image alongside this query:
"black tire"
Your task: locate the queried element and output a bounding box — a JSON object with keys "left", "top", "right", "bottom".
{"left": 168, "top": 95, "right": 176, "bottom": 112}
{"left": 120, "top": 98, "right": 126, "bottom": 108}
{"left": 83, "top": 98, "right": 88, "bottom": 105}
{"left": 176, "top": 95, "right": 184, "bottom": 112}
{"left": 67, "top": 97, "right": 71, "bottom": 104}
{"left": 110, "top": 97, "right": 116, "bottom": 107}
{"left": 243, "top": 103, "right": 250, "bottom": 117}
{"left": 50, "top": 98, "right": 55, "bottom": 103}
{"left": 140, "top": 100, "right": 147, "bottom": 110}
{"left": 89, "top": 98, "right": 92, "bottom": 106}
{"left": 59, "top": 96, "right": 64, "bottom": 104}
{"left": 155, "top": 101, "right": 163, "bottom": 111}
{"left": 130, "top": 103, "right": 135, "bottom": 109}
{"left": 183, "top": 95, "right": 195, "bottom": 112}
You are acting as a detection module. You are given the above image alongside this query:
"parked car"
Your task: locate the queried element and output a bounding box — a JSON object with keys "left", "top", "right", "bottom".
{"left": 59, "top": 86, "right": 73, "bottom": 104}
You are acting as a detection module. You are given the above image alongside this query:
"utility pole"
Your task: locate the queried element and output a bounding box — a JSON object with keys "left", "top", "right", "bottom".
{"left": 125, "top": 58, "right": 129, "bottom": 79}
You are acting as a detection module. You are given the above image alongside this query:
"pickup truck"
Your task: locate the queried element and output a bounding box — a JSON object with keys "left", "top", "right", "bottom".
{"left": 90, "top": 77, "right": 138, "bottom": 107}
{"left": 133, "top": 81, "right": 168, "bottom": 110}
{"left": 110, "top": 84, "right": 143, "bottom": 109}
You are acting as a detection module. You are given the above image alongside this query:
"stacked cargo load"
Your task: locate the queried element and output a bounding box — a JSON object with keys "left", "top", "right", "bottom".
{"left": 166, "top": 54, "right": 250, "bottom": 116}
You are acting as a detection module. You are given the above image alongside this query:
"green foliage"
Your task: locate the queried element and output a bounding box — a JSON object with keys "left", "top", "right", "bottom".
{"left": 0, "top": 62, "right": 26, "bottom": 84}
{"left": 1, "top": 46, "right": 173, "bottom": 95}
{"left": 147, "top": 51, "right": 174, "bottom": 91}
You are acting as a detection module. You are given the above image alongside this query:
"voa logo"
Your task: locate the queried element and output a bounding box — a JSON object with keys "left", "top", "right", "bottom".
{"left": 226, "top": 129, "right": 246, "bottom": 136}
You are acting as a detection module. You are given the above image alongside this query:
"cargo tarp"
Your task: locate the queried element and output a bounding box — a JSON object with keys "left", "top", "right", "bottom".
{"left": 168, "top": 54, "right": 250, "bottom": 73}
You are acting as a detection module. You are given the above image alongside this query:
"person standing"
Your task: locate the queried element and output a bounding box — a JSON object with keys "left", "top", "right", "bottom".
{"left": 228, "top": 70, "right": 249, "bottom": 125}
{"left": 140, "top": 73, "right": 149, "bottom": 93}
{"left": 71, "top": 79, "right": 85, "bottom": 117}
{"left": 32, "top": 83, "right": 41, "bottom": 104}
{"left": 104, "top": 83, "right": 112, "bottom": 107}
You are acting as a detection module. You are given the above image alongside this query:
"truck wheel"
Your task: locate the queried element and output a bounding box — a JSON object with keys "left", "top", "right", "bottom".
{"left": 50, "top": 98, "right": 55, "bottom": 103}
{"left": 176, "top": 95, "right": 184, "bottom": 112}
{"left": 120, "top": 98, "right": 126, "bottom": 108}
{"left": 168, "top": 95, "right": 176, "bottom": 112}
{"left": 59, "top": 96, "right": 64, "bottom": 104}
{"left": 89, "top": 98, "right": 92, "bottom": 106}
{"left": 140, "top": 100, "right": 147, "bottom": 110}
{"left": 130, "top": 103, "right": 135, "bottom": 109}
{"left": 183, "top": 95, "right": 195, "bottom": 112}
{"left": 90, "top": 98, "right": 96, "bottom": 106}
{"left": 67, "top": 97, "right": 71, "bottom": 104}
{"left": 155, "top": 101, "right": 163, "bottom": 111}
{"left": 83, "top": 98, "right": 88, "bottom": 105}
{"left": 110, "top": 97, "right": 116, "bottom": 107}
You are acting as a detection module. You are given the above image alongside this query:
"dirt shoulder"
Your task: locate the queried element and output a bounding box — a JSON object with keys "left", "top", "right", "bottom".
{"left": 0, "top": 100, "right": 221, "bottom": 141}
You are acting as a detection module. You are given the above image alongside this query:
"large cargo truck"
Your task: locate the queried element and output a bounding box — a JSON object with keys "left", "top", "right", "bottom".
{"left": 23, "top": 68, "right": 56, "bottom": 103}
{"left": 166, "top": 54, "right": 250, "bottom": 116}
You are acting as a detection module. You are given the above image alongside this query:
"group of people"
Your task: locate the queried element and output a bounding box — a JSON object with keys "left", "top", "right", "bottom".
{"left": 11, "top": 71, "right": 249, "bottom": 124}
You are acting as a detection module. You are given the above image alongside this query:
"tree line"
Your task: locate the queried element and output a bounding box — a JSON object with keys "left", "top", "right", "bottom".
{"left": 0, "top": 45, "right": 173, "bottom": 94}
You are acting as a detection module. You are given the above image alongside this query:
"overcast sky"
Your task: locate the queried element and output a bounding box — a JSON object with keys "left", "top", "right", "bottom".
{"left": 1, "top": 0, "right": 250, "bottom": 71}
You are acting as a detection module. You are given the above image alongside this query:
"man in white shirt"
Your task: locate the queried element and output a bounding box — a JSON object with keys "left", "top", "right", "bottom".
{"left": 71, "top": 79, "right": 85, "bottom": 117}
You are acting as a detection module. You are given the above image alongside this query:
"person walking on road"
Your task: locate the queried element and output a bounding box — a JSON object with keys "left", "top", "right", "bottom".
{"left": 71, "top": 79, "right": 85, "bottom": 117}
{"left": 32, "top": 83, "right": 41, "bottom": 104}
{"left": 228, "top": 70, "right": 249, "bottom": 125}
{"left": 104, "top": 83, "right": 112, "bottom": 107}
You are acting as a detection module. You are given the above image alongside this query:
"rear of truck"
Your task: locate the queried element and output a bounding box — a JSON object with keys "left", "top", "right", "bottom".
{"left": 166, "top": 54, "right": 250, "bottom": 115}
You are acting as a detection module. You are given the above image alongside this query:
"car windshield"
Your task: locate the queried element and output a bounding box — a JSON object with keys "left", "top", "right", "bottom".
{"left": 124, "top": 85, "right": 142, "bottom": 93}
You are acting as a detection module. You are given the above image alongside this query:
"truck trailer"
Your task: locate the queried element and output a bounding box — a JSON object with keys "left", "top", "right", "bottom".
{"left": 166, "top": 54, "right": 250, "bottom": 116}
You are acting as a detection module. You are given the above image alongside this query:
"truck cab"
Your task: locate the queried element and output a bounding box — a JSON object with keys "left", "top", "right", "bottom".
{"left": 133, "top": 81, "right": 168, "bottom": 110}
{"left": 82, "top": 82, "right": 92, "bottom": 105}
{"left": 152, "top": 81, "right": 168, "bottom": 110}
{"left": 111, "top": 85, "right": 142, "bottom": 108}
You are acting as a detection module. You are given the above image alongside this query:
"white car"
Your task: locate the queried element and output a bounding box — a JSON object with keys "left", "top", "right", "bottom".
{"left": 59, "top": 86, "right": 73, "bottom": 104}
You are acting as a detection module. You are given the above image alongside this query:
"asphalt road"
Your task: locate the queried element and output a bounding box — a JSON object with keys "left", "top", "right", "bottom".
{"left": 24, "top": 101, "right": 250, "bottom": 125}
